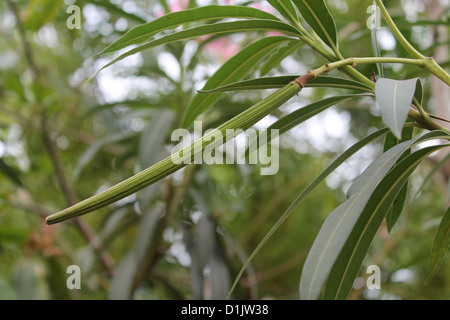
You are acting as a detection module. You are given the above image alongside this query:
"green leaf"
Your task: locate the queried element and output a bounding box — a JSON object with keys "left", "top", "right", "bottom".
{"left": 73, "top": 131, "right": 138, "bottom": 180}
{"left": 300, "top": 131, "right": 449, "bottom": 300}
{"left": 370, "top": 1, "right": 384, "bottom": 78}
{"left": 292, "top": 0, "right": 338, "bottom": 48}
{"left": 260, "top": 41, "right": 302, "bottom": 76}
{"left": 84, "top": 0, "right": 146, "bottom": 24}
{"left": 182, "top": 36, "right": 296, "bottom": 127}
{"left": 0, "top": 226, "right": 29, "bottom": 243}
{"left": 109, "top": 203, "right": 164, "bottom": 299}
{"left": 199, "top": 76, "right": 374, "bottom": 93}
{"left": 46, "top": 82, "right": 301, "bottom": 224}
{"left": 0, "top": 277, "right": 16, "bottom": 300}
{"left": 267, "top": 0, "right": 300, "bottom": 25}
{"left": 138, "top": 110, "right": 174, "bottom": 210}
{"left": 427, "top": 206, "right": 450, "bottom": 283}
{"left": 323, "top": 143, "right": 450, "bottom": 300}
{"left": 269, "top": 94, "right": 370, "bottom": 137}
{"left": 96, "top": 20, "right": 300, "bottom": 75}
{"left": 228, "top": 127, "right": 392, "bottom": 299}
{"left": 375, "top": 78, "right": 419, "bottom": 139}
{"left": 383, "top": 125, "right": 414, "bottom": 232}
{"left": 99, "top": 5, "right": 280, "bottom": 55}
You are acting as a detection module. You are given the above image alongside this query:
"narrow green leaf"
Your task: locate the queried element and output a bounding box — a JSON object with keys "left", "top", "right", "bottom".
{"left": 138, "top": 110, "right": 174, "bottom": 210}
{"left": 108, "top": 253, "right": 138, "bottom": 300}
{"left": 99, "top": 5, "right": 280, "bottom": 55}
{"left": 109, "top": 204, "right": 164, "bottom": 299}
{"left": 199, "top": 76, "right": 374, "bottom": 93}
{"left": 268, "top": 94, "right": 368, "bottom": 136}
{"left": 228, "top": 127, "right": 392, "bottom": 299}
{"left": 96, "top": 20, "right": 300, "bottom": 75}
{"left": 413, "top": 152, "right": 450, "bottom": 201}
{"left": 375, "top": 78, "right": 419, "bottom": 139}
{"left": 260, "top": 41, "right": 302, "bottom": 76}
{"left": 292, "top": 0, "right": 338, "bottom": 48}
{"left": 427, "top": 206, "right": 450, "bottom": 282}
{"left": 84, "top": 0, "right": 146, "bottom": 24}
{"left": 323, "top": 144, "right": 450, "bottom": 300}
{"left": 301, "top": 131, "right": 449, "bottom": 300}
{"left": 74, "top": 131, "right": 138, "bottom": 180}
{"left": 182, "top": 36, "right": 296, "bottom": 127}
{"left": 267, "top": 0, "right": 300, "bottom": 25}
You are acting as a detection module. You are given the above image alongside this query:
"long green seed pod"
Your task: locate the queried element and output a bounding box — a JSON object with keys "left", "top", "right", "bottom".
{"left": 46, "top": 78, "right": 307, "bottom": 224}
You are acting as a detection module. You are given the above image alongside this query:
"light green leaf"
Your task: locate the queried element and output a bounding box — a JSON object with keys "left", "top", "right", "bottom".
{"left": 99, "top": 5, "right": 280, "bottom": 55}
{"left": 301, "top": 131, "right": 449, "bottom": 300}
{"left": 323, "top": 143, "right": 450, "bottom": 300}
{"left": 375, "top": 78, "right": 419, "bottom": 139}
{"left": 109, "top": 203, "right": 164, "bottom": 299}
{"left": 427, "top": 206, "right": 450, "bottom": 282}
{"left": 182, "top": 36, "right": 296, "bottom": 127}
{"left": 268, "top": 94, "right": 368, "bottom": 136}
{"left": 370, "top": 0, "right": 384, "bottom": 78}
{"left": 199, "top": 76, "right": 374, "bottom": 93}
{"left": 96, "top": 20, "right": 300, "bottom": 75}
{"left": 292, "top": 0, "right": 338, "bottom": 48}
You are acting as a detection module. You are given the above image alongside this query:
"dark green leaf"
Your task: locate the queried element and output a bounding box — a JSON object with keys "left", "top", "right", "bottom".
{"left": 292, "top": 0, "right": 338, "bottom": 48}
{"left": 323, "top": 143, "right": 450, "bottom": 300}
{"left": 99, "top": 5, "right": 280, "bottom": 55}
{"left": 182, "top": 36, "right": 296, "bottom": 127}
{"left": 199, "top": 76, "right": 373, "bottom": 93}
{"left": 370, "top": 1, "right": 384, "bottom": 78}
{"left": 375, "top": 78, "right": 419, "bottom": 139}
{"left": 0, "top": 158, "right": 23, "bottom": 187}
{"left": 260, "top": 41, "right": 302, "bottom": 76}
{"left": 269, "top": 94, "right": 369, "bottom": 136}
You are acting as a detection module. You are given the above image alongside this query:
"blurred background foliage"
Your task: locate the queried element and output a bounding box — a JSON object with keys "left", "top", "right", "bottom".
{"left": 0, "top": 0, "right": 448, "bottom": 300}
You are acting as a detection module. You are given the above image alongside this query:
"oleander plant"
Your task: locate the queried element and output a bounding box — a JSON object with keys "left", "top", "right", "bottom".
{"left": 0, "top": 0, "right": 449, "bottom": 300}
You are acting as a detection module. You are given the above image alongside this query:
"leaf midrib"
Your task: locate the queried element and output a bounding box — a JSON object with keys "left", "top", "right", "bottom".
{"left": 332, "top": 147, "right": 448, "bottom": 299}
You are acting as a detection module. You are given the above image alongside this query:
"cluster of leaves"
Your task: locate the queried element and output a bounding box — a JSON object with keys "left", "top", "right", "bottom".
{"left": 0, "top": 0, "right": 449, "bottom": 300}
